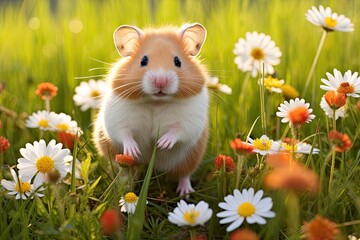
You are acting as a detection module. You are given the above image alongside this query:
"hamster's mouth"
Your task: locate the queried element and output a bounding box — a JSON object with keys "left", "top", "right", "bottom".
{"left": 154, "top": 91, "right": 167, "bottom": 97}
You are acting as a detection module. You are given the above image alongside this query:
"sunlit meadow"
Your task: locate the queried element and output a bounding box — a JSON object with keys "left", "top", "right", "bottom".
{"left": 1, "top": 0, "right": 360, "bottom": 239}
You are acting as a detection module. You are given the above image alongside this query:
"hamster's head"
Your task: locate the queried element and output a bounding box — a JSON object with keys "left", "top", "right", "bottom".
{"left": 111, "top": 23, "right": 207, "bottom": 101}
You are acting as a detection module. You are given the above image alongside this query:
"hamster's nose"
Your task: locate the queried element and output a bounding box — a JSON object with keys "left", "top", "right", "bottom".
{"left": 154, "top": 77, "right": 168, "bottom": 88}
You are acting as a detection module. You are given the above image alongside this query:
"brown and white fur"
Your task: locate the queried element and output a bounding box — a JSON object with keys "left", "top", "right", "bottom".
{"left": 93, "top": 23, "right": 209, "bottom": 196}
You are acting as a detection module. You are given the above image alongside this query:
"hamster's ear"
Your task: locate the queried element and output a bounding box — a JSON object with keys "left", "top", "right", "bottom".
{"left": 114, "top": 25, "right": 143, "bottom": 57}
{"left": 179, "top": 23, "right": 207, "bottom": 56}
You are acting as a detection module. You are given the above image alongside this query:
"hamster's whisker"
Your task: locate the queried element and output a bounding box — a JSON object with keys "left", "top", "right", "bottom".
{"left": 111, "top": 81, "right": 141, "bottom": 92}
{"left": 208, "top": 90, "right": 228, "bottom": 104}
{"left": 74, "top": 74, "right": 108, "bottom": 80}
{"left": 89, "top": 57, "right": 112, "bottom": 65}
{"left": 89, "top": 67, "right": 109, "bottom": 71}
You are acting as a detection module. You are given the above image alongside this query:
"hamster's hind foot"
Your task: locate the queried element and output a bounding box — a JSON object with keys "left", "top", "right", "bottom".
{"left": 176, "top": 175, "right": 194, "bottom": 198}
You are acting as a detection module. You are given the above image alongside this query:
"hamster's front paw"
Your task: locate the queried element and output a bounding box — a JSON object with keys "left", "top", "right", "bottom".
{"left": 123, "top": 137, "right": 141, "bottom": 158}
{"left": 157, "top": 129, "right": 179, "bottom": 150}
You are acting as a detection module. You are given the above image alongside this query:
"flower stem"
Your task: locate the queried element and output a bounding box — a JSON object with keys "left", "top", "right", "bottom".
{"left": 328, "top": 109, "right": 337, "bottom": 193}
{"left": 286, "top": 191, "right": 300, "bottom": 236}
{"left": 235, "top": 154, "right": 244, "bottom": 189}
{"left": 189, "top": 227, "right": 197, "bottom": 240}
{"left": 259, "top": 67, "right": 267, "bottom": 135}
{"left": 45, "top": 97, "right": 51, "bottom": 111}
{"left": 303, "top": 30, "right": 327, "bottom": 96}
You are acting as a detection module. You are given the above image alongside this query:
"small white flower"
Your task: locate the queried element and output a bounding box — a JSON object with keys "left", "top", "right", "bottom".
{"left": 320, "top": 69, "right": 360, "bottom": 98}
{"left": 168, "top": 200, "right": 213, "bottom": 227}
{"left": 278, "top": 141, "right": 320, "bottom": 155}
{"left": 73, "top": 79, "right": 107, "bottom": 111}
{"left": 248, "top": 135, "right": 278, "bottom": 156}
{"left": 119, "top": 192, "right": 147, "bottom": 214}
{"left": 1, "top": 169, "right": 44, "bottom": 200}
{"left": 17, "top": 139, "right": 72, "bottom": 185}
{"left": 50, "top": 112, "right": 82, "bottom": 134}
{"left": 305, "top": 5, "right": 354, "bottom": 32}
{"left": 25, "top": 110, "right": 58, "bottom": 131}
{"left": 276, "top": 98, "right": 315, "bottom": 127}
{"left": 320, "top": 95, "right": 346, "bottom": 120}
{"left": 217, "top": 188, "right": 275, "bottom": 232}
{"left": 234, "top": 32, "right": 282, "bottom": 77}
{"left": 206, "top": 76, "right": 232, "bottom": 95}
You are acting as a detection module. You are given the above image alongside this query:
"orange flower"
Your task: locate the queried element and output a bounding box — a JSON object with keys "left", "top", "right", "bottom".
{"left": 35, "top": 82, "right": 58, "bottom": 100}
{"left": 324, "top": 91, "right": 347, "bottom": 109}
{"left": 303, "top": 215, "right": 339, "bottom": 240}
{"left": 99, "top": 208, "right": 124, "bottom": 235}
{"left": 214, "top": 154, "right": 235, "bottom": 172}
{"left": 264, "top": 154, "right": 319, "bottom": 193}
{"left": 115, "top": 154, "right": 135, "bottom": 168}
{"left": 230, "top": 138, "right": 255, "bottom": 155}
{"left": 0, "top": 136, "right": 10, "bottom": 153}
{"left": 230, "top": 228, "right": 259, "bottom": 240}
{"left": 266, "top": 152, "right": 292, "bottom": 168}
{"left": 57, "top": 131, "right": 78, "bottom": 150}
{"left": 328, "top": 130, "right": 352, "bottom": 152}
{"left": 289, "top": 107, "right": 310, "bottom": 125}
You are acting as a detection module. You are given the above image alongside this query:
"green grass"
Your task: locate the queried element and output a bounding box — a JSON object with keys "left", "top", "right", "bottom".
{"left": 1, "top": 0, "right": 360, "bottom": 239}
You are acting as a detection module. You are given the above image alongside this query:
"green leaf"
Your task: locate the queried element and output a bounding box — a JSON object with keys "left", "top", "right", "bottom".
{"left": 127, "top": 144, "right": 157, "bottom": 240}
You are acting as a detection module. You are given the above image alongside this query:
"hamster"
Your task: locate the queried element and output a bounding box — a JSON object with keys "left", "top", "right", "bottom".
{"left": 93, "top": 23, "right": 209, "bottom": 196}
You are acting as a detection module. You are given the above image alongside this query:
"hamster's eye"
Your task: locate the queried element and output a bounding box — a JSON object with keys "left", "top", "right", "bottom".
{"left": 140, "top": 55, "right": 148, "bottom": 67}
{"left": 174, "top": 56, "right": 181, "bottom": 68}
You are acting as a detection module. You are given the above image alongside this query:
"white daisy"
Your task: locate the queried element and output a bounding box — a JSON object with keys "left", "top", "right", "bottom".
{"left": 119, "top": 192, "right": 147, "bottom": 214}
{"left": 320, "top": 95, "right": 346, "bottom": 120}
{"left": 168, "top": 200, "right": 213, "bottom": 227}
{"left": 17, "top": 139, "right": 72, "bottom": 185}
{"left": 279, "top": 141, "right": 320, "bottom": 155}
{"left": 247, "top": 135, "right": 278, "bottom": 156}
{"left": 73, "top": 79, "right": 107, "bottom": 111}
{"left": 305, "top": 5, "right": 354, "bottom": 32}
{"left": 50, "top": 112, "right": 82, "bottom": 134}
{"left": 206, "top": 76, "right": 232, "bottom": 95}
{"left": 276, "top": 98, "right": 315, "bottom": 127}
{"left": 217, "top": 188, "right": 275, "bottom": 232}
{"left": 25, "top": 110, "right": 57, "bottom": 131}
{"left": 320, "top": 69, "right": 360, "bottom": 98}
{"left": 1, "top": 168, "right": 44, "bottom": 199}
{"left": 234, "top": 32, "right": 282, "bottom": 77}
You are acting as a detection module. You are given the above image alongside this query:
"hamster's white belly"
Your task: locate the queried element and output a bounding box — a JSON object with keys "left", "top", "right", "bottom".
{"left": 101, "top": 88, "right": 209, "bottom": 172}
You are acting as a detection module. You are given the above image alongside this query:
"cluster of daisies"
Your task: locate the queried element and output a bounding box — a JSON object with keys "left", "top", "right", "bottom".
{"left": 1, "top": 139, "right": 73, "bottom": 199}
{"left": 118, "top": 188, "right": 275, "bottom": 233}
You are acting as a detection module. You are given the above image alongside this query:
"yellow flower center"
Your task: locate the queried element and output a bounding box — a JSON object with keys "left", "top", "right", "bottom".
{"left": 251, "top": 47, "right": 264, "bottom": 60}
{"left": 337, "top": 82, "right": 354, "bottom": 94}
{"left": 15, "top": 181, "right": 31, "bottom": 193}
{"left": 38, "top": 119, "right": 49, "bottom": 128}
{"left": 253, "top": 138, "right": 272, "bottom": 150}
{"left": 36, "top": 156, "right": 54, "bottom": 173}
{"left": 264, "top": 76, "right": 284, "bottom": 90}
{"left": 283, "top": 143, "right": 298, "bottom": 152}
{"left": 91, "top": 90, "right": 100, "bottom": 98}
{"left": 183, "top": 208, "right": 200, "bottom": 225}
{"left": 124, "top": 192, "right": 138, "bottom": 203}
{"left": 56, "top": 123, "right": 69, "bottom": 131}
{"left": 324, "top": 17, "right": 337, "bottom": 28}
{"left": 237, "top": 202, "right": 255, "bottom": 217}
